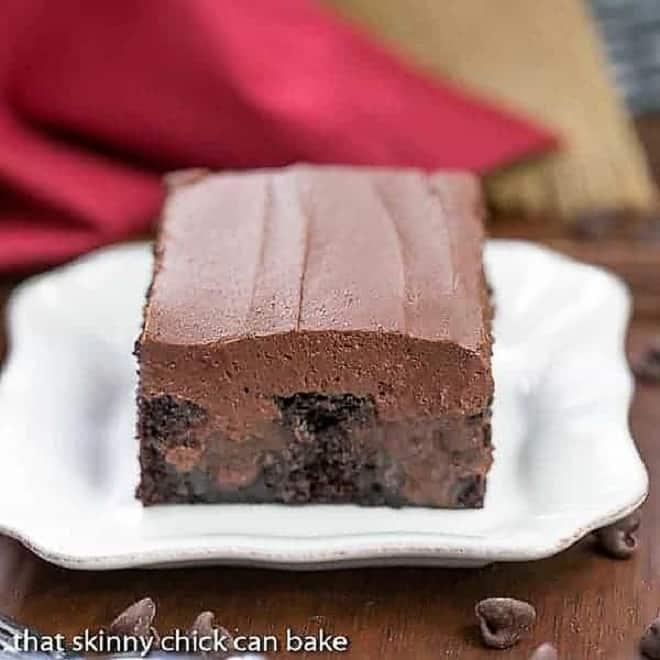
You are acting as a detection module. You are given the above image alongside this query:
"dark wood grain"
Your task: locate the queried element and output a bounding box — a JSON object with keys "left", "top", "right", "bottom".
{"left": 1, "top": 122, "right": 660, "bottom": 659}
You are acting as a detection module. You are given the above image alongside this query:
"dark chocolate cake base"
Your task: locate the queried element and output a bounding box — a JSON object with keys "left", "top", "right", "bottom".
{"left": 137, "top": 392, "right": 492, "bottom": 509}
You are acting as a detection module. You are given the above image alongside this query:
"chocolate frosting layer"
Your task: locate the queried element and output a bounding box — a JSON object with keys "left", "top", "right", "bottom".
{"left": 136, "top": 165, "right": 494, "bottom": 508}
{"left": 143, "top": 165, "right": 489, "bottom": 354}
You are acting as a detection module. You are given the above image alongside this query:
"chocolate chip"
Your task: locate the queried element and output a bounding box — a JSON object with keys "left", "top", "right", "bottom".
{"left": 633, "top": 336, "right": 660, "bottom": 383}
{"left": 109, "top": 597, "right": 159, "bottom": 645}
{"left": 640, "top": 615, "right": 660, "bottom": 659}
{"left": 475, "top": 597, "right": 536, "bottom": 649}
{"left": 189, "top": 611, "right": 234, "bottom": 659}
{"left": 530, "top": 642, "right": 559, "bottom": 659}
{"left": 190, "top": 610, "right": 216, "bottom": 637}
{"left": 594, "top": 511, "right": 641, "bottom": 559}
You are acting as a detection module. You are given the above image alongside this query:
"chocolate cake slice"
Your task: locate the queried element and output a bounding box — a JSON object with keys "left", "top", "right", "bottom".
{"left": 135, "top": 165, "right": 494, "bottom": 508}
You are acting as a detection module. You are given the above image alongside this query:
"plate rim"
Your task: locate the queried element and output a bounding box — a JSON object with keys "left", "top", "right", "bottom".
{"left": 0, "top": 489, "right": 647, "bottom": 570}
{"left": 0, "top": 239, "right": 648, "bottom": 570}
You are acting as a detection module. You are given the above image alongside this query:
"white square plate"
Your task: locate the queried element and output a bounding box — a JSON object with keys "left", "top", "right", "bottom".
{"left": 0, "top": 240, "right": 647, "bottom": 569}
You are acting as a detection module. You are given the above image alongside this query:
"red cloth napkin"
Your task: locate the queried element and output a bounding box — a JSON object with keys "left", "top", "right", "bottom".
{"left": 0, "top": 0, "right": 556, "bottom": 273}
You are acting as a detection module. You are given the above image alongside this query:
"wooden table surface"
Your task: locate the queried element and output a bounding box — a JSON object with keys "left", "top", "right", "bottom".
{"left": 1, "top": 125, "right": 660, "bottom": 660}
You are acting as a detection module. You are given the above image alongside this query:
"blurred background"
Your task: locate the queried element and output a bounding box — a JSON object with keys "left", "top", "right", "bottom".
{"left": 1, "top": 0, "right": 659, "bottom": 275}
{"left": 592, "top": 0, "right": 660, "bottom": 115}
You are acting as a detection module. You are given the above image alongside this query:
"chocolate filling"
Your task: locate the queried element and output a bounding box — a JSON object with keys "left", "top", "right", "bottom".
{"left": 138, "top": 392, "right": 491, "bottom": 508}
{"left": 262, "top": 393, "right": 402, "bottom": 505}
